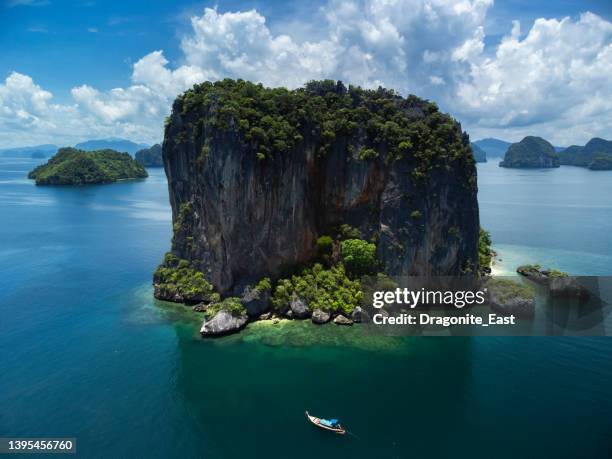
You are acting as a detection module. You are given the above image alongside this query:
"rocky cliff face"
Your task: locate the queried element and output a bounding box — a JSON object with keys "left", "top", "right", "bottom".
{"left": 160, "top": 80, "right": 479, "bottom": 295}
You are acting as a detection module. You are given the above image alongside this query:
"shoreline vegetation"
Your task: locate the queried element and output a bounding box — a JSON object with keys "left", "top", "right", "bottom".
{"left": 153, "top": 224, "right": 580, "bottom": 338}
{"left": 154, "top": 225, "right": 501, "bottom": 337}
{"left": 155, "top": 225, "right": 384, "bottom": 336}
{"left": 28, "top": 147, "right": 148, "bottom": 185}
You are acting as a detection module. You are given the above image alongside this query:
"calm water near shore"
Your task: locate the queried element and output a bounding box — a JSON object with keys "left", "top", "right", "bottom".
{"left": 1, "top": 157, "right": 611, "bottom": 458}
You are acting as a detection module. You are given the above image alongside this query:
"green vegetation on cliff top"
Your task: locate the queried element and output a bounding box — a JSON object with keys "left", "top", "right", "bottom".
{"left": 28, "top": 147, "right": 147, "bottom": 185}
{"left": 172, "top": 79, "right": 474, "bottom": 178}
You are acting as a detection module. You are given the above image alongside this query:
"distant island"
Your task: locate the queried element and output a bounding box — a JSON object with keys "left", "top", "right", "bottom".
{"left": 499, "top": 136, "right": 559, "bottom": 168}
{"left": 473, "top": 137, "right": 564, "bottom": 161}
{"left": 472, "top": 138, "right": 512, "bottom": 158}
{"left": 28, "top": 147, "right": 148, "bottom": 185}
{"left": 31, "top": 151, "right": 47, "bottom": 159}
{"left": 75, "top": 138, "right": 150, "bottom": 155}
{"left": 135, "top": 144, "right": 163, "bottom": 167}
{"left": 558, "top": 138, "right": 612, "bottom": 170}
{"left": 470, "top": 143, "right": 487, "bottom": 162}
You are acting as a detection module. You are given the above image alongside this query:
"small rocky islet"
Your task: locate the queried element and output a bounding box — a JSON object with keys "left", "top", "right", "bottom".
{"left": 517, "top": 264, "right": 591, "bottom": 299}
{"left": 28, "top": 147, "right": 148, "bottom": 185}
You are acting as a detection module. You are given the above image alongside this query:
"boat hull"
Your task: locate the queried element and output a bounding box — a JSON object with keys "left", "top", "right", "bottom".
{"left": 305, "top": 411, "right": 346, "bottom": 435}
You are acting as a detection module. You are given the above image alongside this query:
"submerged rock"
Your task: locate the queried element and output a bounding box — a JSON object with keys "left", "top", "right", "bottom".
{"left": 334, "top": 315, "right": 354, "bottom": 325}
{"left": 200, "top": 310, "right": 248, "bottom": 336}
{"left": 311, "top": 309, "right": 331, "bottom": 324}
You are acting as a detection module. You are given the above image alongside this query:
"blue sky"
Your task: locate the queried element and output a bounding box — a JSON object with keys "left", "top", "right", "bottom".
{"left": 1, "top": 0, "right": 611, "bottom": 147}
{"left": 1, "top": 0, "right": 325, "bottom": 98}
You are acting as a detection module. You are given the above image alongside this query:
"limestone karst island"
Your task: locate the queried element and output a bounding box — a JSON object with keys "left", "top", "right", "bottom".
{"left": 28, "top": 147, "right": 148, "bottom": 185}
{"left": 153, "top": 79, "right": 481, "bottom": 335}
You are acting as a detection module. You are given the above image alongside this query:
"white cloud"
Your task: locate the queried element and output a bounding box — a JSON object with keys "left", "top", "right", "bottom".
{"left": 131, "top": 50, "right": 206, "bottom": 97}
{"left": 455, "top": 12, "right": 612, "bottom": 144}
{"left": 6, "top": 0, "right": 49, "bottom": 7}
{"left": 2, "top": 1, "right": 612, "bottom": 147}
{"left": 181, "top": 8, "right": 338, "bottom": 88}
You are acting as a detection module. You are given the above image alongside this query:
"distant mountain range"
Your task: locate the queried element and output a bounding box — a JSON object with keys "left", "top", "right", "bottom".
{"left": 75, "top": 138, "right": 149, "bottom": 155}
{"left": 472, "top": 138, "right": 512, "bottom": 158}
{"left": 0, "top": 144, "right": 58, "bottom": 158}
{"left": 0, "top": 138, "right": 152, "bottom": 158}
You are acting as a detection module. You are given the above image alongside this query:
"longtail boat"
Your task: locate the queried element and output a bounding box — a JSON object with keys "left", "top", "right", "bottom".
{"left": 305, "top": 411, "right": 346, "bottom": 435}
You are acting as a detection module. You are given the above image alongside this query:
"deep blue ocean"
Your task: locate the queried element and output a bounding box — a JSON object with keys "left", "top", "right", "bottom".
{"left": 1, "top": 157, "right": 611, "bottom": 458}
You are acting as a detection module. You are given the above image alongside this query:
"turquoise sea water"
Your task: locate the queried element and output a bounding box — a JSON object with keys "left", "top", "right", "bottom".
{"left": 1, "top": 157, "right": 611, "bottom": 458}
{"left": 478, "top": 161, "right": 612, "bottom": 275}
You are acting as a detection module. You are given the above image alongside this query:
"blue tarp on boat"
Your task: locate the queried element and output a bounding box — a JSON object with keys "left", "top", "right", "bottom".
{"left": 320, "top": 418, "right": 339, "bottom": 427}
